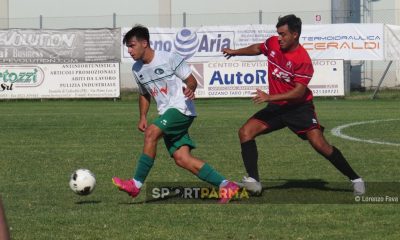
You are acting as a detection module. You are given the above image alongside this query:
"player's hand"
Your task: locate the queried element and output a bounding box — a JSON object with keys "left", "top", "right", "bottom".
{"left": 183, "top": 87, "right": 195, "bottom": 100}
{"left": 138, "top": 118, "right": 147, "bottom": 132}
{"left": 252, "top": 89, "right": 270, "bottom": 104}
{"left": 222, "top": 48, "right": 235, "bottom": 59}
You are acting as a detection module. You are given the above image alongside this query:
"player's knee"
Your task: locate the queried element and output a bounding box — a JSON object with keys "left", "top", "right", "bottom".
{"left": 174, "top": 154, "right": 189, "bottom": 168}
{"left": 144, "top": 128, "right": 160, "bottom": 142}
{"left": 238, "top": 126, "right": 246, "bottom": 137}
{"left": 238, "top": 126, "right": 252, "bottom": 141}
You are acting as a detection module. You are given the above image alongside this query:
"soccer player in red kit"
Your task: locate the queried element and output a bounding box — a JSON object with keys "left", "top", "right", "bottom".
{"left": 222, "top": 14, "right": 365, "bottom": 196}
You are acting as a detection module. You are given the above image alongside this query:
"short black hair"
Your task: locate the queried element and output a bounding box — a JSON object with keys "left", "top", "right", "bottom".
{"left": 123, "top": 25, "right": 150, "bottom": 44}
{"left": 276, "top": 14, "right": 302, "bottom": 37}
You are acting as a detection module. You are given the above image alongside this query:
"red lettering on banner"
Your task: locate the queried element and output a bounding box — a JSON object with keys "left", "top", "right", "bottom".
{"left": 303, "top": 43, "right": 313, "bottom": 50}
{"left": 365, "top": 42, "right": 378, "bottom": 49}
{"left": 327, "top": 42, "right": 339, "bottom": 49}
{"left": 315, "top": 42, "right": 326, "bottom": 50}
{"left": 351, "top": 42, "right": 363, "bottom": 49}
{"left": 340, "top": 42, "right": 350, "bottom": 49}
{"left": 302, "top": 42, "right": 380, "bottom": 50}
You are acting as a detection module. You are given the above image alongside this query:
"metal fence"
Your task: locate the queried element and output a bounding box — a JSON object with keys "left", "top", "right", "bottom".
{"left": 1, "top": 10, "right": 400, "bottom": 29}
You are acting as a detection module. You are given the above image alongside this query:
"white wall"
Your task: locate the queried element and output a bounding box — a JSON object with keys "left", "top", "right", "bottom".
{"left": 7, "top": 0, "right": 332, "bottom": 27}
{"left": 0, "top": 0, "right": 8, "bottom": 28}
{"left": 9, "top": 0, "right": 160, "bottom": 17}
{"left": 171, "top": 0, "right": 330, "bottom": 14}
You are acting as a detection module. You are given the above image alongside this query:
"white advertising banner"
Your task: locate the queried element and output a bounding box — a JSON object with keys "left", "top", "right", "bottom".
{"left": 191, "top": 59, "right": 344, "bottom": 98}
{"left": 122, "top": 24, "right": 383, "bottom": 62}
{"left": 309, "top": 59, "right": 344, "bottom": 96}
{"left": 192, "top": 61, "right": 269, "bottom": 98}
{"left": 0, "top": 63, "right": 120, "bottom": 99}
{"left": 302, "top": 24, "right": 383, "bottom": 61}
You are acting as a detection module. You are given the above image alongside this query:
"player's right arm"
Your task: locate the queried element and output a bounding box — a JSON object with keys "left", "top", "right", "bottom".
{"left": 222, "top": 43, "right": 262, "bottom": 59}
{"left": 138, "top": 93, "right": 151, "bottom": 132}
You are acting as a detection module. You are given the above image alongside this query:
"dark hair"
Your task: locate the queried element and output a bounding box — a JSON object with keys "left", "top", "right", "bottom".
{"left": 276, "top": 14, "right": 302, "bottom": 37}
{"left": 123, "top": 25, "right": 150, "bottom": 44}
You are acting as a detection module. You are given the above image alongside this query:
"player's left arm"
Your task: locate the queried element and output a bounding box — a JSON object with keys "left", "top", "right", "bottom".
{"left": 170, "top": 52, "right": 197, "bottom": 100}
{"left": 183, "top": 74, "right": 197, "bottom": 100}
{"left": 252, "top": 82, "right": 307, "bottom": 103}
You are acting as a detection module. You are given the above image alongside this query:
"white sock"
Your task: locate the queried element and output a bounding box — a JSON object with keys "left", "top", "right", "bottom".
{"left": 244, "top": 176, "right": 258, "bottom": 182}
{"left": 351, "top": 178, "right": 363, "bottom": 183}
{"left": 219, "top": 180, "right": 229, "bottom": 187}
{"left": 133, "top": 179, "right": 143, "bottom": 188}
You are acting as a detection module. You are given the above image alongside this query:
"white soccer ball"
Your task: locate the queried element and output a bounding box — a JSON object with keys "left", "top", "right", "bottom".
{"left": 69, "top": 169, "right": 96, "bottom": 195}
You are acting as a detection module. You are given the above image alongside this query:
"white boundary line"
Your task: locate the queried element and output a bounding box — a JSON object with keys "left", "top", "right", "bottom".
{"left": 331, "top": 119, "right": 400, "bottom": 146}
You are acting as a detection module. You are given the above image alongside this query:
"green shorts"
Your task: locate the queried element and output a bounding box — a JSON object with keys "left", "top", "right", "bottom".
{"left": 153, "top": 108, "right": 196, "bottom": 156}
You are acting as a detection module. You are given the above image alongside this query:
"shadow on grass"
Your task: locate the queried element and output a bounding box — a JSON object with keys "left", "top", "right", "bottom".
{"left": 118, "top": 179, "right": 355, "bottom": 204}
{"left": 264, "top": 178, "right": 352, "bottom": 193}
{"left": 75, "top": 200, "right": 102, "bottom": 204}
{"left": 118, "top": 193, "right": 219, "bottom": 205}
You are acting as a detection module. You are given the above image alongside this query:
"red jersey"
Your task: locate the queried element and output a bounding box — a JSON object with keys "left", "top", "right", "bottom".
{"left": 260, "top": 36, "right": 314, "bottom": 105}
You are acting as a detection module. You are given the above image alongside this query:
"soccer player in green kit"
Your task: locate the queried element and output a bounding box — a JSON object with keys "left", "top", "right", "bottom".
{"left": 113, "top": 25, "right": 239, "bottom": 203}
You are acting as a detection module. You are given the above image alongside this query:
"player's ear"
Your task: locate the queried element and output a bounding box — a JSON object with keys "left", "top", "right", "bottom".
{"left": 293, "top": 31, "right": 299, "bottom": 41}
{"left": 143, "top": 39, "right": 150, "bottom": 48}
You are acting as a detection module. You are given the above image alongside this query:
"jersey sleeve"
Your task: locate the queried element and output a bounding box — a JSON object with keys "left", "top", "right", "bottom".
{"left": 170, "top": 52, "right": 192, "bottom": 81}
{"left": 260, "top": 36, "right": 275, "bottom": 56}
{"left": 133, "top": 72, "right": 147, "bottom": 95}
{"left": 293, "top": 61, "right": 314, "bottom": 86}
{"left": 259, "top": 39, "right": 269, "bottom": 56}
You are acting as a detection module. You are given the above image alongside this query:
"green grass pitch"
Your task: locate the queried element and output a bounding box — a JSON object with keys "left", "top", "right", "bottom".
{"left": 1, "top": 95, "right": 399, "bottom": 239}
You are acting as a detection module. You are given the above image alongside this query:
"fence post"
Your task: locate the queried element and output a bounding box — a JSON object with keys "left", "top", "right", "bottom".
{"left": 371, "top": 61, "right": 393, "bottom": 99}
{"left": 259, "top": 10, "right": 262, "bottom": 24}
{"left": 39, "top": 15, "right": 43, "bottom": 29}
{"left": 113, "top": 13, "right": 116, "bottom": 28}
{"left": 183, "top": 12, "right": 186, "bottom": 27}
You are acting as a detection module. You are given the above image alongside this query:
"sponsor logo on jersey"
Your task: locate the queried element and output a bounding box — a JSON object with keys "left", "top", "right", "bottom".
{"left": 272, "top": 68, "right": 291, "bottom": 82}
{"left": 312, "top": 118, "right": 318, "bottom": 124}
{"left": 286, "top": 61, "right": 292, "bottom": 69}
{"left": 154, "top": 68, "right": 164, "bottom": 75}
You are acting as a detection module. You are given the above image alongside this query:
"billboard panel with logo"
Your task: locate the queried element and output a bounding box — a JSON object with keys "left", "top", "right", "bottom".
{"left": 122, "top": 24, "right": 383, "bottom": 63}
{"left": 190, "top": 59, "right": 344, "bottom": 98}
{"left": 0, "top": 63, "right": 120, "bottom": 99}
{"left": 0, "top": 28, "right": 121, "bottom": 64}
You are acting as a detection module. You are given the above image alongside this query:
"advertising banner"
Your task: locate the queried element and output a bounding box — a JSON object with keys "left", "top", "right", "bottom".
{"left": 122, "top": 24, "right": 383, "bottom": 62}
{"left": 191, "top": 59, "right": 344, "bottom": 98}
{"left": 0, "top": 28, "right": 121, "bottom": 64}
{"left": 302, "top": 24, "right": 383, "bottom": 61}
{"left": 0, "top": 63, "right": 120, "bottom": 99}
